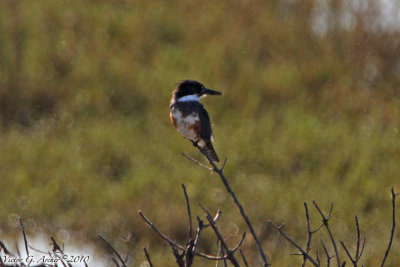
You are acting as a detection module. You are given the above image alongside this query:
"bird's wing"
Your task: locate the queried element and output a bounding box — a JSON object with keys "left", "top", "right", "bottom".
{"left": 197, "top": 104, "right": 213, "bottom": 143}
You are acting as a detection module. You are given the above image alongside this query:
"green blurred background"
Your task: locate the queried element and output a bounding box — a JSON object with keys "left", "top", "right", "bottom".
{"left": 1, "top": 0, "right": 400, "bottom": 266}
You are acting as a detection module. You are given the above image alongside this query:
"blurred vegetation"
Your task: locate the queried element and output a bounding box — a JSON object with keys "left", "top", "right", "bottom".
{"left": 0, "top": 0, "right": 400, "bottom": 266}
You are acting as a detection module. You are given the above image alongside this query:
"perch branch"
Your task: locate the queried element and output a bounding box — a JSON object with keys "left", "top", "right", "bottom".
{"left": 187, "top": 144, "right": 270, "bottom": 266}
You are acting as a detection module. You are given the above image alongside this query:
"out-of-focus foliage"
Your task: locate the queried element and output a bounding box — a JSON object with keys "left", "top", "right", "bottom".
{"left": 0, "top": 0, "right": 399, "bottom": 265}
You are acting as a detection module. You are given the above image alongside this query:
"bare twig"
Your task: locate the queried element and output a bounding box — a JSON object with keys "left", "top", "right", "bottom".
{"left": 339, "top": 214, "right": 367, "bottom": 267}
{"left": 182, "top": 184, "right": 193, "bottom": 240}
{"left": 18, "top": 217, "right": 29, "bottom": 256}
{"left": 139, "top": 210, "right": 185, "bottom": 251}
{"left": 171, "top": 245, "right": 184, "bottom": 267}
{"left": 200, "top": 204, "right": 241, "bottom": 267}
{"left": 268, "top": 220, "right": 319, "bottom": 266}
{"left": 0, "top": 241, "right": 13, "bottom": 256}
{"left": 98, "top": 235, "right": 127, "bottom": 267}
{"left": 240, "top": 249, "right": 249, "bottom": 267}
{"left": 220, "top": 158, "right": 228, "bottom": 172}
{"left": 190, "top": 145, "right": 270, "bottom": 266}
{"left": 358, "top": 237, "right": 366, "bottom": 260}
{"left": 49, "top": 236, "right": 69, "bottom": 267}
{"left": 303, "top": 202, "right": 313, "bottom": 267}
{"left": 380, "top": 187, "right": 397, "bottom": 267}
{"left": 139, "top": 210, "right": 228, "bottom": 261}
{"left": 316, "top": 249, "right": 320, "bottom": 266}
{"left": 181, "top": 152, "right": 213, "bottom": 171}
{"left": 340, "top": 241, "right": 356, "bottom": 266}
{"left": 355, "top": 216, "right": 361, "bottom": 260}
{"left": 192, "top": 217, "right": 204, "bottom": 256}
{"left": 50, "top": 236, "right": 63, "bottom": 253}
{"left": 112, "top": 258, "right": 120, "bottom": 267}
{"left": 219, "top": 243, "right": 228, "bottom": 267}
{"left": 144, "top": 247, "right": 154, "bottom": 267}
{"left": 204, "top": 210, "right": 222, "bottom": 227}
{"left": 231, "top": 232, "right": 246, "bottom": 252}
{"left": 196, "top": 251, "right": 229, "bottom": 260}
{"left": 321, "top": 240, "right": 333, "bottom": 267}
{"left": 313, "top": 201, "right": 340, "bottom": 267}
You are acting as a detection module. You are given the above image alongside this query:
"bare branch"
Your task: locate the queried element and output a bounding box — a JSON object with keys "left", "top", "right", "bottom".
{"left": 50, "top": 236, "right": 63, "bottom": 253}
{"left": 321, "top": 240, "right": 333, "bottom": 267}
{"left": 339, "top": 213, "right": 368, "bottom": 267}
{"left": 182, "top": 184, "right": 193, "bottom": 240}
{"left": 98, "top": 235, "right": 127, "bottom": 267}
{"left": 138, "top": 210, "right": 185, "bottom": 251}
{"left": 204, "top": 210, "right": 222, "bottom": 227}
{"left": 200, "top": 204, "right": 241, "bottom": 267}
{"left": 18, "top": 217, "right": 29, "bottom": 256}
{"left": 112, "top": 258, "right": 120, "bottom": 267}
{"left": 268, "top": 220, "right": 319, "bottom": 266}
{"left": 0, "top": 241, "right": 13, "bottom": 256}
{"left": 358, "top": 237, "right": 366, "bottom": 260}
{"left": 240, "top": 249, "right": 249, "bottom": 267}
{"left": 303, "top": 202, "right": 314, "bottom": 267}
{"left": 311, "top": 224, "right": 324, "bottom": 234}
{"left": 355, "top": 216, "right": 361, "bottom": 260}
{"left": 139, "top": 210, "right": 228, "bottom": 261}
{"left": 181, "top": 152, "right": 213, "bottom": 171}
{"left": 313, "top": 201, "right": 340, "bottom": 267}
{"left": 380, "top": 187, "right": 397, "bottom": 267}
{"left": 192, "top": 217, "right": 204, "bottom": 256}
{"left": 305, "top": 203, "right": 312, "bottom": 251}
{"left": 194, "top": 144, "right": 270, "bottom": 266}
{"left": 219, "top": 243, "right": 228, "bottom": 267}
{"left": 171, "top": 245, "right": 184, "bottom": 267}
{"left": 316, "top": 249, "right": 320, "bottom": 266}
{"left": 340, "top": 241, "right": 356, "bottom": 266}
{"left": 144, "top": 247, "right": 154, "bottom": 267}
{"left": 220, "top": 158, "right": 228, "bottom": 172}
{"left": 231, "top": 232, "right": 246, "bottom": 252}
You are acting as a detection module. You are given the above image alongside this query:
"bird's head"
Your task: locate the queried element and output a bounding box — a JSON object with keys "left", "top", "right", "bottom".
{"left": 172, "top": 80, "right": 222, "bottom": 102}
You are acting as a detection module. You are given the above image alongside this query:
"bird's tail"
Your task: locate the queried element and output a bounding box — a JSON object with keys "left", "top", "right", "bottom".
{"left": 201, "top": 142, "right": 220, "bottom": 163}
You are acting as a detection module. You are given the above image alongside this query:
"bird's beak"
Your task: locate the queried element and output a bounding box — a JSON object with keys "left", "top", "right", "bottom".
{"left": 202, "top": 88, "right": 223, "bottom": 96}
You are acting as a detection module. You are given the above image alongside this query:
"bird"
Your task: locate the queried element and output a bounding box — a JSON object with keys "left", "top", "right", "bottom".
{"left": 170, "top": 80, "right": 222, "bottom": 162}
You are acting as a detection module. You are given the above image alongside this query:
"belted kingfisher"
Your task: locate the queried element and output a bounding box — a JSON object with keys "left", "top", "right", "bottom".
{"left": 170, "top": 80, "right": 222, "bottom": 162}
